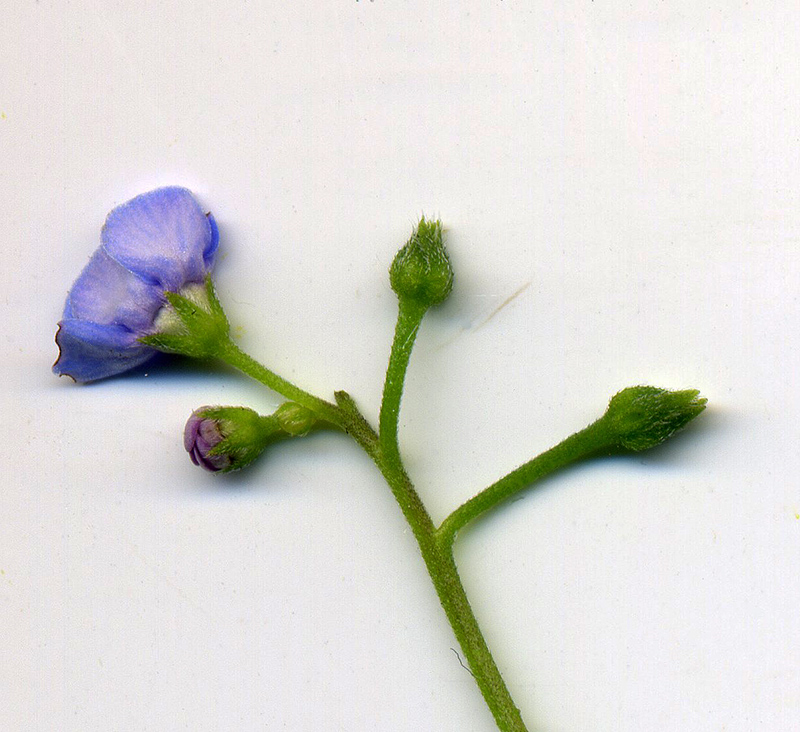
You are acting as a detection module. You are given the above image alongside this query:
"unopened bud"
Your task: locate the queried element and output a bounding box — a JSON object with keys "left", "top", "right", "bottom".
{"left": 603, "top": 386, "right": 707, "bottom": 451}
{"left": 184, "top": 401, "right": 321, "bottom": 473}
{"left": 275, "top": 402, "right": 317, "bottom": 436}
{"left": 389, "top": 217, "right": 453, "bottom": 308}
{"left": 184, "top": 405, "right": 270, "bottom": 473}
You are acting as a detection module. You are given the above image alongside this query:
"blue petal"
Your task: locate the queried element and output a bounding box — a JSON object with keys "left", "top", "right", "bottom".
{"left": 64, "top": 248, "right": 164, "bottom": 333}
{"left": 53, "top": 319, "right": 156, "bottom": 383}
{"left": 101, "top": 187, "right": 217, "bottom": 292}
{"left": 204, "top": 212, "right": 220, "bottom": 270}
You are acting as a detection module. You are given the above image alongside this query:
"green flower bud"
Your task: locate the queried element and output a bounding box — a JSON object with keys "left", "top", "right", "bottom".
{"left": 389, "top": 217, "right": 453, "bottom": 308}
{"left": 603, "top": 386, "right": 707, "bottom": 451}
{"left": 274, "top": 402, "right": 317, "bottom": 436}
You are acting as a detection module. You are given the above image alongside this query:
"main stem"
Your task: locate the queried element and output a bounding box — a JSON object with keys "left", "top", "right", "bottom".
{"left": 376, "top": 300, "right": 528, "bottom": 732}
{"left": 368, "top": 453, "right": 528, "bottom": 732}
{"left": 215, "top": 328, "right": 528, "bottom": 731}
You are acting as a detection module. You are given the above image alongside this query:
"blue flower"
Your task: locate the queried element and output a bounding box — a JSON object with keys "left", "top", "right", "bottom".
{"left": 54, "top": 187, "right": 219, "bottom": 382}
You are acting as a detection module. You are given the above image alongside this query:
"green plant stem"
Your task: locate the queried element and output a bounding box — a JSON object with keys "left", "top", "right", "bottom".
{"left": 216, "top": 328, "right": 529, "bottom": 731}
{"left": 379, "top": 299, "right": 428, "bottom": 469}
{"left": 437, "top": 418, "right": 616, "bottom": 548}
{"left": 367, "top": 453, "right": 528, "bottom": 732}
{"left": 217, "top": 338, "right": 344, "bottom": 428}
{"left": 374, "top": 298, "right": 528, "bottom": 731}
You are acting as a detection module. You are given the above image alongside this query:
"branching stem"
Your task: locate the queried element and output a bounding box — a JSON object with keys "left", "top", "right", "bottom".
{"left": 217, "top": 338, "right": 344, "bottom": 428}
{"left": 437, "top": 418, "right": 617, "bottom": 548}
{"left": 215, "top": 311, "right": 531, "bottom": 730}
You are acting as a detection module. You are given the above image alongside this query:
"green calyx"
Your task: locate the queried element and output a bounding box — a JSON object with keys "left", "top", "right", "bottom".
{"left": 601, "top": 385, "right": 707, "bottom": 451}
{"left": 389, "top": 217, "right": 454, "bottom": 308}
{"left": 198, "top": 402, "right": 319, "bottom": 473}
{"left": 141, "top": 276, "right": 229, "bottom": 358}
{"left": 200, "top": 406, "right": 276, "bottom": 472}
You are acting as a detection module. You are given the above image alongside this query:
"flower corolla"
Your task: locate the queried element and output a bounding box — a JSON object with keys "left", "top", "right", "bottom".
{"left": 184, "top": 407, "right": 235, "bottom": 472}
{"left": 54, "top": 187, "right": 218, "bottom": 382}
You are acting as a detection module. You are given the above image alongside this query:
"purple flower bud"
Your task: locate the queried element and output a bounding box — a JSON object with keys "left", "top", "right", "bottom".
{"left": 54, "top": 187, "right": 219, "bottom": 382}
{"left": 184, "top": 408, "right": 233, "bottom": 473}
{"left": 183, "top": 405, "right": 279, "bottom": 473}
{"left": 183, "top": 403, "right": 318, "bottom": 474}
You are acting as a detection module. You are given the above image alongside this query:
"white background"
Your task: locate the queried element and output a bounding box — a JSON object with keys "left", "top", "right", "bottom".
{"left": 3, "top": 2, "right": 799, "bottom": 731}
